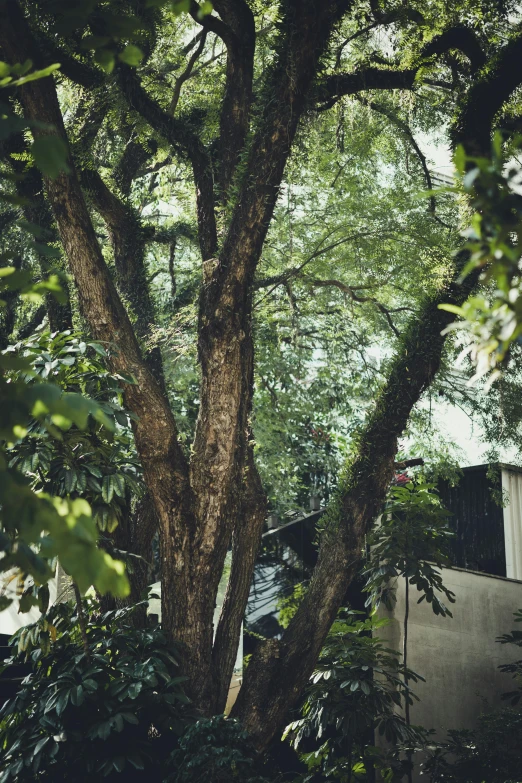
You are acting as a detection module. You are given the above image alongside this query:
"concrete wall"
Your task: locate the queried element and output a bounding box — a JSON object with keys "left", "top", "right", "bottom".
{"left": 378, "top": 566, "right": 522, "bottom": 737}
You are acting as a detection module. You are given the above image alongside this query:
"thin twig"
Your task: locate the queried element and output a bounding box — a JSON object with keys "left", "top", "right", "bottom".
{"left": 170, "top": 31, "right": 208, "bottom": 115}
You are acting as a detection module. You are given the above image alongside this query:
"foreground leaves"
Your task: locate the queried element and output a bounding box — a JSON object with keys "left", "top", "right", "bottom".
{"left": 0, "top": 602, "right": 189, "bottom": 782}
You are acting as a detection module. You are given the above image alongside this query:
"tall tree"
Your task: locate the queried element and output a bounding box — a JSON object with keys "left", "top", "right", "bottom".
{"left": 1, "top": 0, "right": 521, "bottom": 750}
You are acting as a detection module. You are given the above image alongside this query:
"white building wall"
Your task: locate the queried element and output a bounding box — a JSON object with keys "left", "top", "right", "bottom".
{"left": 502, "top": 467, "right": 522, "bottom": 580}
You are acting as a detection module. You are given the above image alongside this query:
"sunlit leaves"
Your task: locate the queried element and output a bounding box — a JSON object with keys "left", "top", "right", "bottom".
{"left": 440, "top": 135, "right": 522, "bottom": 385}
{"left": 0, "top": 60, "right": 61, "bottom": 88}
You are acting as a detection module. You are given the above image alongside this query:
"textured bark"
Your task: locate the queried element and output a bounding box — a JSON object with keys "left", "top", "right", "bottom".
{"left": 212, "top": 445, "right": 267, "bottom": 712}
{"left": 188, "top": 0, "right": 352, "bottom": 709}
{"left": 196, "top": 0, "right": 255, "bottom": 196}
{"left": 80, "top": 167, "right": 165, "bottom": 385}
{"left": 231, "top": 20, "right": 522, "bottom": 744}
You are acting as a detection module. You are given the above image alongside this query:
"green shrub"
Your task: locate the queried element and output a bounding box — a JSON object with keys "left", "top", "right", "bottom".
{"left": 424, "top": 708, "right": 522, "bottom": 783}
{"left": 165, "top": 716, "right": 271, "bottom": 783}
{"left": 0, "top": 602, "right": 189, "bottom": 782}
{"left": 284, "top": 612, "right": 428, "bottom": 782}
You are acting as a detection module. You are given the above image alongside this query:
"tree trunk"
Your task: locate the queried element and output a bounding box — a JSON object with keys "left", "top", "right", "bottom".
{"left": 80, "top": 167, "right": 165, "bottom": 386}
{"left": 232, "top": 265, "right": 478, "bottom": 747}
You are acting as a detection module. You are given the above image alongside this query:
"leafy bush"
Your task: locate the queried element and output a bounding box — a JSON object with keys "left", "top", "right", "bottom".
{"left": 165, "top": 715, "right": 271, "bottom": 783}
{"left": 7, "top": 328, "right": 142, "bottom": 535}
{"left": 424, "top": 708, "right": 522, "bottom": 783}
{"left": 0, "top": 291, "right": 129, "bottom": 607}
{"left": 362, "top": 481, "right": 455, "bottom": 617}
{"left": 284, "top": 612, "right": 428, "bottom": 782}
{"left": 0, "top": 602, "right": 189, "bottom": 782}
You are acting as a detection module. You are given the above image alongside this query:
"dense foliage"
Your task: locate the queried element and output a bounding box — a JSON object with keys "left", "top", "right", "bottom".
{"left": 7, "top": 329, "right": 142, "bottom": 535}
{"left": 363, "top": 481, "right": 455, "bottom": 617}
{"left": 425, "top": 708, "right": 522, "bottom": 783}
{"left": 0, "top": 603, "right": 189, "bottom": 782}
{"left": 0, "top": 279, "right": 129, "bottom": 607}
{"left": 166, "top": 716, "right": 271, "bottom": 783}
{"left": 441, "top": 137, "right": 522, "bottom": 384}
{"left": 284, "top": 612, "right": 427, "bottom": 783}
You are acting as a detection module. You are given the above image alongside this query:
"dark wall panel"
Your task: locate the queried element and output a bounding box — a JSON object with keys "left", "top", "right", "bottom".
{"left": 439, "top": 466, "right": 506, "bottom": 577}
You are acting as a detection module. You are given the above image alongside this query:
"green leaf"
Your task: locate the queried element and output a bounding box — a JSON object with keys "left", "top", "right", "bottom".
{"left": 34, "top": 736, "right": 50, "bottom": 755}
{"left": 112, "top": 473, "right": 125, "bottom": 498}
{"left": 94, "top": 48, "right": 116, "bottom": 73}
{"left": 11, "top": 63, "right": 61, "bottom": 86}
{"left": 64, "top": 469, "right": 77, "bottom": 494}
{"left": 102, "top": 475, "right": 114, "bottom": 504}
{"left": 118, "top": 44, "right": 143, "bottom": 66}
{"left": 31, "top": 136, "right": 70, "bottom": 179}
{"left": 454, "top": 144, "right": 466, "bottom": 174}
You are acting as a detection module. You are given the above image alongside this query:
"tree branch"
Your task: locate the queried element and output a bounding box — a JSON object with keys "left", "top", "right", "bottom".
{"left": 316, "top": 24, "right": 486, "bottom": 112}
{"left": 189, "top": 1, "right": 236, "bottom": 48}
{"left": 423, "top": 25, "right": 486, "bottom": 73}
{"left": 191, "top": 0, "right": 255, "bottom": 196}
{"left": 29, "top": 28, "right": 104, "bottom": 88}
{"left": 454, "top": 27, "right": 522, "bottom": 156}
{"left": 357, "top": 97, "right": 452, "bottom": 225}
{"left": 116, "top": 65, "right": 218, "bottom": 259}
{"left": 315, "top": 67, "right": 418, "bottom": 111}
{"left": 306, "top": 276, "right": 404, "bottom": 337}
{"left": 187, "top": 4, "right": 352, "bottom": 709}
{"left": 114, "top": 135, "right": 159, "bottom": 197}
{"left": 212, "top": 444, "right": 267, "bottom": 712}
{"left": 169, "top": 30, "right": 208, "bottom": 116}
{"left": 79, "top": 167, "right": 164, "bottom": 385}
